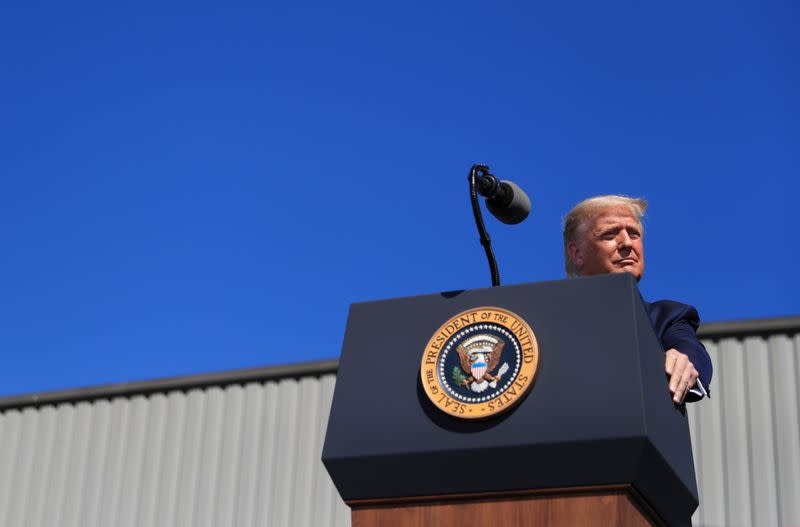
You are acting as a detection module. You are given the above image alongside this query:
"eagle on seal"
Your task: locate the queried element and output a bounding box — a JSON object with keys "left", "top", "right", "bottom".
{"left": 456, "top": 334, "right": 505, "bottom": 390}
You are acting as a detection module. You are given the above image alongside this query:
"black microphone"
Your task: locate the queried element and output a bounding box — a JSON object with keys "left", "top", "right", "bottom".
{"left": 475, "top": 173, "right": 531, "bottom": 224}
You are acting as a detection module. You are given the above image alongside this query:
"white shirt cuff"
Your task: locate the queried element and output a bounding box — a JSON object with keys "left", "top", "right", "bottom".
{"left": 688, "top": 378, "right": 708, "bottom": 399}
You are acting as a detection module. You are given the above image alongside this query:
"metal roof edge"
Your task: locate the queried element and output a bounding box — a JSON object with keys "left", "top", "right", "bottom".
{"left": 0, "top": 358, "right": 339, "bottom": 412}
{"left": 697, "top": 315, "right": 800, "bottom": 340}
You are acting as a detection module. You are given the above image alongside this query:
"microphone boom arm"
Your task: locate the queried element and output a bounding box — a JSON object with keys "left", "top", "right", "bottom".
{"left": 469, "top": 164, "right": 501, "bottom": 287}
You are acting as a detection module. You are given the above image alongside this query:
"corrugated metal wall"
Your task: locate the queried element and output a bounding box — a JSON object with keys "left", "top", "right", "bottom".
{"left": 688, "top": 333, "right": 800, "bottom": 527}
{"left": 0, "top": 329, "right": 798, "bottom": 526}
{"left": 0, "top": 374, "right": 350, "bottom": 527}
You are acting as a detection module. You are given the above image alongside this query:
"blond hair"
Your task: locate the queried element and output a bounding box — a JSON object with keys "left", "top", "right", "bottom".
{"left": 562, "top": 195, "right": 648, "bottom": 277}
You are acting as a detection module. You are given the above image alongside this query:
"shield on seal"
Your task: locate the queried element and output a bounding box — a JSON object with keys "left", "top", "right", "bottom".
{"left": 471, "top": 355, "right": 487, "bottom": 381}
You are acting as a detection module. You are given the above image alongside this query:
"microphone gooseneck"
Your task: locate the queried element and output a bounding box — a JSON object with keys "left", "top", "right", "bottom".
{"left": 468, "top": 164, "right": 532, "bottom": 287}
{"left": 469, "top": 165, "right": 501, "bottom": 287}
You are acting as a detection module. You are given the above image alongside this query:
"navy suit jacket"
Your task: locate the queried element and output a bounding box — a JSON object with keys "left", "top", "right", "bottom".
{"left": 643, "top": 299, "right": 713, "bottom": 402}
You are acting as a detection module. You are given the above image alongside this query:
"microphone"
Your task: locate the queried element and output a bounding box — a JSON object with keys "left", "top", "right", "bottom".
{"left": 467, "top": 163, "right": 530, "bottom": 286}
{"left": 475, "top": 173, "right": 531, "bottom": 224}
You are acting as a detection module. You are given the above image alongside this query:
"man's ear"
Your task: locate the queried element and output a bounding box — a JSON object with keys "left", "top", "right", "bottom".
{"left": 567, "top": 241, "right": 583, "bottom": 269}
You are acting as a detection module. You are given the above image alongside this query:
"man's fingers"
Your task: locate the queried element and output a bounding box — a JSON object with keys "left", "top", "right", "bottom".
{"left": 673, "top": 366, "right": 697, "bottom": 404}
{"left": 669, "top": 356, "right": 688, "bottom": 395}
{"left": 665, "top": 348, "right": 700, "bottom": 404}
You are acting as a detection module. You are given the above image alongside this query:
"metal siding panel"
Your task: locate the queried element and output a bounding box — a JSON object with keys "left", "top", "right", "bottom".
{"left": 254, "top": 380, "right": 280, "bottom": 525}
{"left": 234, "top": 383, "right": 267, "bottom": 527}
{"left": 118, "top": 396, "right": 150, "bottom": 527}
{"left": 25, "top": 405, "right": 57, "bottom": 526}
{"left": 772, "top": 335, "right": 800, "bottom": 525}
{"left": 692, "top": 342, "right": 726, "bottom": 526}
{"left": 743, "top": 337, "right": 779, "bottom": 525}
{"left": 38, "top": 404, "right": 75, "bottom": 527}
{"left": 194, "top": 386, "right": 226, "bottom": 527}
{"left": 291, "top": 377, "right": 322, "bottom": 527}
{"left": 153, "top": 391, "right": 187, "bottom": 527}
{"left": 719, "top": 338, "right": 754, "bottom": 526}
{"left": 135, "top": 393, "right": 168, "bottom": 527}
{"left": 0, "top": 410, "right": 22, "bottom": 522}
{"left": 80, "top": 399, "right": 112, "bottom": 527}
{"left": 61, "top": 401, "right": 94, "bottom": 527}
{"left": 174, "top": 388, "right": 206, "bottom": 527}
{"left": 213, "top": 384, "right": 245, "bottom": 527}
{"left": 98, "top": 398, "right": 132, "bottom": 526}
{"left": 270, "top": 378, "right": 300, "bottom": 527}
{"left": 5, "top": 407, "right": 39, "bottom": 526}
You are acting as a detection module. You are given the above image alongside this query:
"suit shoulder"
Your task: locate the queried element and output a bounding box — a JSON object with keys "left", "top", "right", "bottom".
{"left": 651, "top": 299, "right": 694, "bottom": 312}
{"left": 649, "top": 299, "right": 700, "bottom": 326}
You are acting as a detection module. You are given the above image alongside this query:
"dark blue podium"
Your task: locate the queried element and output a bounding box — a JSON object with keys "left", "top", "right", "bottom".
{"left": 323, "top": 274, "right": 698, "bottom": 527}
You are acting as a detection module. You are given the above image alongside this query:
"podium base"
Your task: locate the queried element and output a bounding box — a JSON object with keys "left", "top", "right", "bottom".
{"left": 349, "top": 485, "right": 667, "bottom": 527}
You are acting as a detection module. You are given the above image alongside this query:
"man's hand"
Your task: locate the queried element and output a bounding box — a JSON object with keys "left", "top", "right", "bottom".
{"left": 665, "top": 348, "right": 698, "bottom": 404}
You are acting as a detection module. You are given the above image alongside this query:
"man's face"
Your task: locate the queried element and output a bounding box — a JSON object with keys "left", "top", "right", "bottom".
{"left": 569, "top": 206, "right": 645, "bottom": 280}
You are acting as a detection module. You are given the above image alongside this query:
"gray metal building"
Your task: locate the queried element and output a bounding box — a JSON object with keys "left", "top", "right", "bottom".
{"left": 0, "top": 316, "right": 798, "bottom": 526}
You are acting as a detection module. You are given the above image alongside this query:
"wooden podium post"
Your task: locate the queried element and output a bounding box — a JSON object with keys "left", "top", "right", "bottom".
{"left": 350, "top": 486, "right": 665, "bottom": 527}
{"left": 323, "top": 275, "right": 698, "bottom": 527}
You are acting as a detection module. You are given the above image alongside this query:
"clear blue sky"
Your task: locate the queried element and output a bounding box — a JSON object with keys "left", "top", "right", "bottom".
{"left": 1, "top": 2, "right": 797, "bottom": 396}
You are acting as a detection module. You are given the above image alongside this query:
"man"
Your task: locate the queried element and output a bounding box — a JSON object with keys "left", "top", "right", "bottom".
{"left": 563, "top": 195, "right": 712, "bottom": 403}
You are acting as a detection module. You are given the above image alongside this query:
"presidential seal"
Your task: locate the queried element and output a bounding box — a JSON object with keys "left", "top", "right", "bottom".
{"left": 420, "top": 307, "right": 539, "bottom": 420}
